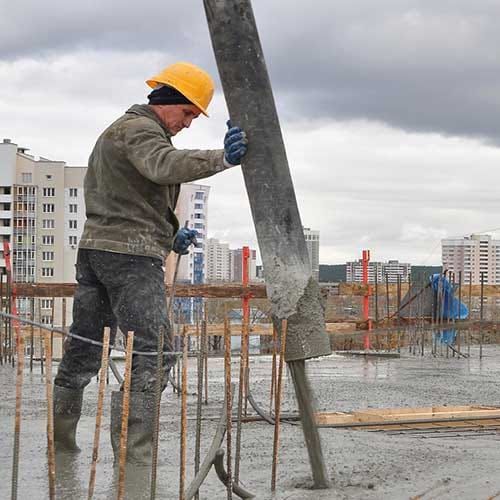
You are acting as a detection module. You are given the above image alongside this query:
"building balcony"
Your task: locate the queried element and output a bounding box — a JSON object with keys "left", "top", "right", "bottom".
{"left": 0, "top": 194, "right": 12, "bottom": 203}
{"left": 0, "top": 211, "right": 13, "bottom": 218}
{"left": 0, "top": 226, "right": 12, "bottom": 236}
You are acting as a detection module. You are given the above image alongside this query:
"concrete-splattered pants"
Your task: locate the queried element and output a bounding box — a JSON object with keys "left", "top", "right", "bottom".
{"left": 55, "top": 249, "right": 174, "bottom": 393}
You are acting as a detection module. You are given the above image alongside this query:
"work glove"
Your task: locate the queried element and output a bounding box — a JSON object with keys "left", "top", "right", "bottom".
{"left": 173, "top": 228, "right": 198, "bottom": 255}
{"left": 223, "top": 120, "right": 248, "bottom": 167}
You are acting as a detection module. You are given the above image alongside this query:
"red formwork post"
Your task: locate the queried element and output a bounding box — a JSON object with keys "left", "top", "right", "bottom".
{"left": 362, "top": 249, "right": 372, "bottom": 350}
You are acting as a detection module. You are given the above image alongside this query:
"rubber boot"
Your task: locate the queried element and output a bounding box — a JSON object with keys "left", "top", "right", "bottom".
{"left": 110, "top": 391, "right": 156, "bottom": 465}
{"left": 53, "top": 385, "right": 83, "bottom": 452}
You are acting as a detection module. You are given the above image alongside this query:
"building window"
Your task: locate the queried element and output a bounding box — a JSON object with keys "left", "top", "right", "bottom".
{"left": 42, "top": 219, "right": 55, "bottom": 229}
{"left": 41, "top": 315, "right": 52, "bottom": 324}
{"left": 43, "top": 187, "right": 55, "bottom": 197}
{"left": 42, "top": 203, "right": 55, "bottom": 213}
{"left": 69, "top": 188, "right": 78, "bottom": 197}
{"left": 194, "top": 213, "right": 203, "bottom": 219}
{"left": 42, "top": 235, "right": 54, "bottom": 245}
{"left": 69, "top": 236, "right": 77, "bottom": 246}
{"left": 194, "top": 223, "right": 204, "bottom": 229}
{"left": 41, "top": 299, "right": 53, "bottom": 309}
{"left": 69, "top": 204, "right": 77, "bottom": 213}
{"left": 195, "top": 192, "right": 204, "bottom": 200}
{"left": 69, "top": 220, "right": 77, "bottom": 229}
{"left": 194, "top": 203, "right": 203, "bottom": 209}
{"left": 21, "top": 173, "right": 32, "bottom": 183}
{"left": 42, "top": 251, "right": 54, "bottom": 261}
{"left": 41, "top": 267, "right": 54, "bottom": 277}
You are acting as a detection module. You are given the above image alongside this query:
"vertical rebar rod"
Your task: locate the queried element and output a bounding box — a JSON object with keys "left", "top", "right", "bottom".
{"left": 479, "top": 271, "right": 484, "bottom": 359}
{"left": 10, "top": 332, "right": 24, "bottom": 500}
{"left": 150, "top": 326, "right": 165, "bottom": 500}
{"left": 38, "top": 300, "right": 44, "bottom": 374}
{"left": 179, "top": 326, "right": 188, "bottom": 500}
{"left": 194, "top": 321, "right": 203, "bottom": 500}
{"left": 234, "top": 305, "right": 250, "bottom": 484}
{"left": 30, "top": 299, "right": 34, "bottom": 372}
{"left": 203, "top": 308, "right": 209, "bottom": 405}
{"left": 269, "top": 324, "right": 277, "bottom": 413}
{"left": 0, "top": 273, "right": 4, "bottom": 366}
{"left": 271, "top": 319, "right": 288, "bottom": 492}
{"left": 458, "top": 271, "right": 462, "bottom": 355}
{"left": 44, "top": 332, "right": 56, "bottom": 500}
{"left": 385, "top": 273, "right": 390, "bottom": 321}
{"left": 87, "top": 328, "right": 111, "bottom": 500}
{"left": 50, "top": 297, "right": 55, "bottom": 358}
{"left": 374, "top": 271, "right": 379, "bottom": 325}
{"left": 223, "top": 315, "right": 233, "bottom": 500}
{"left": 117, "top": 332, "right": 134, "bottom": 500}
{"left": 468, "top": 271, "right": 473, "bottom": 318}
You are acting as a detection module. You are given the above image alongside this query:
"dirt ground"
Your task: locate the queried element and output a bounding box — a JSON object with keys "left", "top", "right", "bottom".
{"left": 1, "top": 345, "right": 500, "bottom": 499}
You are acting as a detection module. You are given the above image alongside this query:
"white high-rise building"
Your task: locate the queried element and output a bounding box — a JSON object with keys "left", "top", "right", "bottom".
{"left": 303, "top": 227, "right": 320, "bottom": 281}
{"left": 346, "top": 259, "right": 411, "bottom": 283}
{"left": 0, "top": 138, "right": 86, "bottom": 326}
{"left": 206, "top": 238, "right": 231, "bottom": 282}
{"left": 170, "top": 183, "right": 210, "bottom": 285}
{"left": 442, "top": 234, "right": 500, "bottom": 284}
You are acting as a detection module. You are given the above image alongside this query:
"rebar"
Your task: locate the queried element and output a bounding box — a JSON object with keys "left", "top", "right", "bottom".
{"left": 44, "top": 332, "right": 56, "bottom": 500}
{"left": 269, "top": 324, "right": 277, "bottom": 413}
{"left": 234, "top": 308, "right": 249, "bottom": 484}
{"left": 271, "top": 319, "right": 288, "bottom": 492}
{"left": 117, "top": 332, "right": 134, "bottom": 500}
{"left": 30, "top": 299, "right": 34, "bottom": 372}
{"left": 194, "top": 321, "right": 203, "bottom": 500}
{"left": 203, "top": 307, "right": 209, "bottom": 405}
{"left": 87, "top": 327, "right": 111, "bottom": 500}
{"left": 10, "top": 332, "right": 24, "bottom": 500}
{"left": 150, "top": 325, "right": 165, "bottom": 500}
{"left": 223, "top": 315, "right": 233, "bottom": 500}
{"left": 179, "top": 326, "right": 188, "bottom": 500}
{"left": 480, "top": 271, "right": 484, "bottom": 359}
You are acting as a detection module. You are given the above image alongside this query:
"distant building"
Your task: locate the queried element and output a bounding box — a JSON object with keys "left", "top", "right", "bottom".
{"left": 303, "top": 227, "right": 320, "bottom": 281}
{"left": 442, "top": 234, "right": 500, "bottom": 284}
{"left": 346, "top": 259, "right": 411, "bottom": 283}
{"left": 205, "top": 239, "right": 258, "bottom": 283}
{"left": 0, "top": 138, "right": 86, "bottom": 327}
{"left": 206, "top": 237, "right": 231, "bottom": 282}
{"left": 166, "top": 183, "right": 210, "bottom": 322}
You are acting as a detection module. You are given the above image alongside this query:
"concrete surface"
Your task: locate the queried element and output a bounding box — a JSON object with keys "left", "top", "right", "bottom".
{"left": 1, "top": 345, "right": 500, "bottom": 499}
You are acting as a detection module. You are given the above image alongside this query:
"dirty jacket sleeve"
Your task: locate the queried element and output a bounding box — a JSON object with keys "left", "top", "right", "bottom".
{"left": 124, "top": 116, "right": 227, "bottom": 185}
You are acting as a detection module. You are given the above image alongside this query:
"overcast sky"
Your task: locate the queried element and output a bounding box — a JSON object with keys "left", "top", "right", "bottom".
{"left": 2, "top": 1, "right": 500, "bottom": 265}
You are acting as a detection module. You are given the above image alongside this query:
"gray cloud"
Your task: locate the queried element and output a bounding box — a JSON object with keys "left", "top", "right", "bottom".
{"left": 2, "top": 1, "right": 500, "bottom": 143}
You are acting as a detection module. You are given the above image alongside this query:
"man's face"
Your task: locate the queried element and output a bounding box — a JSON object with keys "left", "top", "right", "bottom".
{"left": 158, "top": 104, "right": 202, "bottom": 135}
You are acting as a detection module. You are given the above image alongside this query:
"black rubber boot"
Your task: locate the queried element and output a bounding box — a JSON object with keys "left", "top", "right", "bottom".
{"left": 53, "top": 385, "right": 83, "bottom": 452}
{"left": 110, "top": 391, "right": 156, "bottom": 465}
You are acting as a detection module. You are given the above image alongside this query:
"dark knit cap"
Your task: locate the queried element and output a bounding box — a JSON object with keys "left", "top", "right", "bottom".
{"left": 147, "top": 85, "right": 192, "bottom": 105}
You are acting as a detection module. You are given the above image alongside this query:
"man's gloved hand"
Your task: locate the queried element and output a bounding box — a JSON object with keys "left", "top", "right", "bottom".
{"left": 224, "top": 120, "right": 248, "bottom": 167}
{"left": 173, "top": 228, "right": 198, "bottom": 255}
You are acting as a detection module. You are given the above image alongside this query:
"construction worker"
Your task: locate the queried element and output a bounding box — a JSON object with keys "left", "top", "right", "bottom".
{"left": 52, "top": 62, "right": 248, "bottom": 464}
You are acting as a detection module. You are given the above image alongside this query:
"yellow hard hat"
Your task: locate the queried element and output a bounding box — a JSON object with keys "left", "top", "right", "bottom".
{"left": 146, "top": 62, "right": 215, "bottom": 117}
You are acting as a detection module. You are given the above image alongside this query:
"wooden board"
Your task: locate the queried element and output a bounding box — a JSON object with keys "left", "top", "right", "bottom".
{"left": 316, "top": 405, "right": 500, "bottom": 430}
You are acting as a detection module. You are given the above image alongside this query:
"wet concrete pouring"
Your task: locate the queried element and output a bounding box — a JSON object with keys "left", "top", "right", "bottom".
{"left": 1, "top": 346, "right": 500, "bottom": 499}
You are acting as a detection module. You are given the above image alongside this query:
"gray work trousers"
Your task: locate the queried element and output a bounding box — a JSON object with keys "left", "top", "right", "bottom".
{"left": 54, "top": 249, "right": 174, "bottom": 392}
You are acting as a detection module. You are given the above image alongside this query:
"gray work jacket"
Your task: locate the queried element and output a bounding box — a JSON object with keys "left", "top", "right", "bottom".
{"left": 79, "top": 104, "right": 226, "bottom": 260}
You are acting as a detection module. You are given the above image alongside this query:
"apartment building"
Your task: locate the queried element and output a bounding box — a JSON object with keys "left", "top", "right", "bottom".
{"left": 442, "top": 234, "right": 500, "bottom": 284}
{"left": 164, "top": 183, "right": 210, "bottom": 323}
{"left": 346, "top": 259, "right": 411, "bottom": 283}
{"left": 303, "top": 227, "right": 320, "bottom": 281}
{"left": 0, "top": 138, "right": 86, "bottom": 327}
{"left": 206, "top": 238, "right": 231, "bottom": 282}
